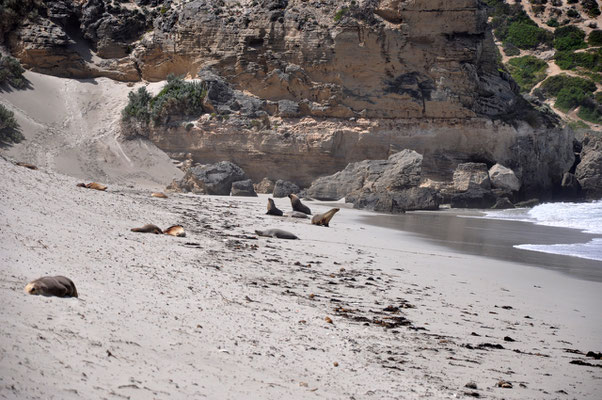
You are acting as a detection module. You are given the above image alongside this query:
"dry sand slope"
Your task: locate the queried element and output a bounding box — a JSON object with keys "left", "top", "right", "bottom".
{"left": 1, "top": 158, "right": 601, "bottom": 399}
{"left": 0, "top": 71, "right": 181, "bottom": 188}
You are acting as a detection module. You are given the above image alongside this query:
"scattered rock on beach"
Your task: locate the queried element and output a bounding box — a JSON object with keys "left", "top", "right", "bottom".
{"left": 273, "top": 180, "right": 300, "bottom": 198}
{"left": 254, "top": 177, "right": 275, "bottom": 194}
{"left": 172, "top": 161, "right": 247, "bottom": 195}
{"left": 231, "top": 179, "right": 257, "bottom": 197}
{"left": 489, "top": 164, "right": 521, "bottom": 192}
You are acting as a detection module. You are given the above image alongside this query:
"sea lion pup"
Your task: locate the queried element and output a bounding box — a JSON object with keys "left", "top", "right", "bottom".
{"left": 266, "top": 198, "right": 283, "bottom": 216}
{"left": 255, "top": 229, "right": 299, "bottom": 240}
{"left": 16, "top": 162, "right": 38, "bottom": 170}
{"left": 285, "top": 211, "right": 309, "bottom": 219}
{"left": 164, "top": 225, "right": 186, "bottom": 237}
{"left": 151, "top": 192, "right": 168, "bottom": 199}
{"left": 76, "top": 182, "right": 108, "bottom": 191}
{"left": 131, "top": 224, "right": 163, "bottom": 234}
{"left": 311, "top": 208, "right": 340, "bottom": 227}
{"left": 288, "top": 193, "right": 311, "bottom": 215}
{"left": 24, "top": 276, "right": 78, "bottom": 298}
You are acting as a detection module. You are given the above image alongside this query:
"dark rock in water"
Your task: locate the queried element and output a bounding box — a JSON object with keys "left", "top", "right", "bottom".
{"left": 450, "top": 190, "right": 496, "bottom": 209}
{"left": 346, "top": 187, "right": 440, "bottom": 213}
{"left": 560, "top": 172, "right": 582, "bottom": 199}
{"left": 273, "top": 180, "right": 300, "bottom": 198}
{"left": 515, "top": 198, "right": 540, "bottom": 208}
{"left": 491, "top": 197, "right": 515, "bottom": 210}
{"left": 174, "top": 161, "right": 247, "bottom": 195}
{"left": 231, "top": 179, "right": 257, "bottom": 197}
{"left": 306, "top": 150, "right": 423, "bottom": 201}
{"left": 575, "top": 134, "right": 602, "bottom": 199}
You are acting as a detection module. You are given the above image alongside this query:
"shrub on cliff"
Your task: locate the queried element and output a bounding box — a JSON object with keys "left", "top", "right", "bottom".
{"left": 0, "top": 104, "right": 23, "bottom": 144}
{"left": 540, "top": 75, "right": 596, "bottom": 96}
{"left": 149, "top": 75, "right": 206, "bottom": 125}
{"left": 0, "top": 0, "right": 44, "bottom": 37}
{"left": 589, "top": 30, "right": 602, "bottom": 46}
{"left": 555, "top": 49, "right": 602, "bottom": 72}
{"left": 489, "top": 3, "right": 552, "bottom": 50}
{"left": 554, "top": 26, "right": 587, "bottom": 51}
{"left": 506, "top": 56, "right": 548, "bottom": 92}
{"left": 0, "top": 55, "right": 27, "bottom": 89}
{"left": 577, "top": 100, "right": 602, "bottom": 124}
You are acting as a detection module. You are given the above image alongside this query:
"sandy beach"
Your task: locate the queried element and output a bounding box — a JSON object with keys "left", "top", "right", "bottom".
{"left": 1, "top": 157, "right": 601, "bottom": 399}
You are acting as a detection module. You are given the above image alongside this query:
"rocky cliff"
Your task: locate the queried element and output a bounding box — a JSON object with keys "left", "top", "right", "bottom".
{"left": 1, "top": 0, "right": 575, "bottom": 197}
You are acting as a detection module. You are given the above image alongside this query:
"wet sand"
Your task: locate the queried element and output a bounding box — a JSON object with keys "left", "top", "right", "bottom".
{"left": 361, "top": 210, "right": 602, "bottom": 282}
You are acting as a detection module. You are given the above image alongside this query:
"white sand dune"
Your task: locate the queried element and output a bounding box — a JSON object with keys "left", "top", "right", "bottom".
{"left": 0, "top": 71, "right": 181, "bottom": 189}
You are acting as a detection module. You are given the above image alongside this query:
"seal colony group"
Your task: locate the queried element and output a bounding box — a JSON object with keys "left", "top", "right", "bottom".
{"left": 131, "top": 224, "right": 186, "bottom": 237}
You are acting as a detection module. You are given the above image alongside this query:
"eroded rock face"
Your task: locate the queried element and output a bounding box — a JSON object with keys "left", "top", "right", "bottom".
{"left": 173, "top": 161, "right": 247, "bottom": 195}
{"left": 451, "top": 163, "right": 495, "bottom": 208}
{"left": 575, "top": 134, "right": 602, "bottom": 199}
{"left": 254, "top": 178, "right": 275, "bottom": 194}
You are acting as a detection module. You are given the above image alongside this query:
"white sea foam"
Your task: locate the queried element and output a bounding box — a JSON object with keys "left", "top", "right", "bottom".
{"left": 484, "top": 201, "right": 602, "bottom": 262}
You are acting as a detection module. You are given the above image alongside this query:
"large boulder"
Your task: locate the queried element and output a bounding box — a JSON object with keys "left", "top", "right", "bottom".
{"left": 254, "top": 178, "right": 275, "bottom": 194}
{"left": 453, "top": 163, "right": 491, "bottom": 192}
{"left": 174, "top": 161, "right": 247, "bottom": 195}
{"left": 489, "top": 164, "right": 521, "bottom": 192}
{"left": 231, "top": 179, "right": 257, "bottom": 197}
{"left": 575, "top": 134, "right": 602, "bottom": 199}
{"left": 346, "top": 187, "right": 440, "bottom": 213}
{"left": 306, "top": 150, "right": 423, "bottom": 201}
{"left": 273, "top": 180, "right": 300, "bottom": 198}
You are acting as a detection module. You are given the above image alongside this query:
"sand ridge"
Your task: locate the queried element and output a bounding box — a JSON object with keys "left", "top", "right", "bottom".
{"left": 1, "top": 158, "right": 600, "bottom": 399}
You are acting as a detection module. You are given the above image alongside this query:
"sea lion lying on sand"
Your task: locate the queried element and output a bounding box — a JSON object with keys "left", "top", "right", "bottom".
{"left": 266, "top": 198, "right": 283, "bottom": 216}
{"left": 151, "top": 192, "right": 168, "bottom": 199}
{"left": 285, "top": 211, "right": 309, "bottom": 219}
{"left": 24, "top": 276, "right": 78, "bottom": 298}
{"left": 16, "top": 162, "right": 38, "bottom": 170}
{"left": 131, "top": 224, "right": 186, "bottom": 237}
{"left": 76, "top": 182, "right": 107, "bottom": 191}
{"left": 311, "top": 208, "right": 340, "bottom": 227}
{"left": 163, "top": 225, "right": 186, "bottom": 237}
{"left": 288, "top": 193, "right": 311, "bottom": 215}
{"left": 255, "top": 229, "right": 299, "bottom": 240}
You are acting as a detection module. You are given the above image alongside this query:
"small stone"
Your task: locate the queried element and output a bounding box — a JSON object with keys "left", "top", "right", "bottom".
{"left": 333, "top": 361, "right": 339, "bottom": 367}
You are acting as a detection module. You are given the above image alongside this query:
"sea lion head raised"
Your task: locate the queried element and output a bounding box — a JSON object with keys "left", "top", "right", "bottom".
{"left": 311, "top": 208, "right": 340, "bottom": 227}
{"left": 266, "top": 198, "right": 284, "bottom": 216}
{"left": 288, "top": 193, "right": 311, "bottom": 215}
{"left": 25, "top": 276, "right": 78, "bottom": 298}
{"left": 164, "top": 225, "right": 186, "bottom": 237}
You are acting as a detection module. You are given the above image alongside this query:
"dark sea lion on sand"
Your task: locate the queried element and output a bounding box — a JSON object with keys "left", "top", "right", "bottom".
{"left": 164, "top": 225, "right": 186, "bottom": 237}
{"left": 131, "top": 224, "right": 163, "bottom": 234}
{"left": 25, "top": 276, "right": 78, "bottom": 298}
{"left": 266, "top": 198, "right": 283, "bottom": 216}
{"left": 76, "top": 182, "right": 107, "bottom": 191}
{"left": 16, "top": 162, "right": 38, "bottom": 170}
{"left": 288, "top": 193, "right": 311, "bottom": 215}
{"left": 255, "top": 229, "right": 299, "bottom": 240}
{"left": 311, "top": 208, "right": 340, "bottom": 227}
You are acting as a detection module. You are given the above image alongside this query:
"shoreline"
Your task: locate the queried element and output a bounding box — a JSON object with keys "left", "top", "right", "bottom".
{"left": 1, "top": 161, "right": 601, "bottom": 399}
{"left": 358, "top": 208, "right": 602, "bottom": 283}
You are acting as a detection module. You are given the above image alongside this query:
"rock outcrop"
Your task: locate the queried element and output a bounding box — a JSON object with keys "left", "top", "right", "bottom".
{"left": 272, "top": 180, "right": 300, "bottom": 198}
{"left": 170, "top": 161, "right": 247, "bottom": 195}
{"left": 575, "top": 134, "right": 602, "bottom": 199}
{"left": 489, "top": 164, "right": 521, "bottom": 192}
{"left": 450, "top": 163, "right": 495, "bottom": 208}
{"left": 231, "top": 179, "right": 257, "bottom": 197}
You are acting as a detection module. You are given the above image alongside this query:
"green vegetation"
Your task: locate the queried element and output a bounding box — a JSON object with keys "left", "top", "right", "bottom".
{"left": 334, "top": 7, "right": 348, "bottom": 22}
{"left": 554, "top": 25, "right": 587, "bottom": 51}
{"left": 555, "top": 48, "right": 602, "bottom": 72}
{"left": 581, "top": 0, "right": 601, "bottom": 17}
{"left": 568, "top": 120, "right": 590, "bottom": 130}
{"left": 577, "top": 102, "right": 602, "bottom": 123}
{"left": 0, "top": 0, "right": 43, "bottom": 37}
{"left": 122, "top": 75, "right": 207, "bottom": 137}
{"left": 541, "top": 75, "right": 601, "bottom": 122}
{"left": 506, "top": 56, "right": 548, "bottom": 92}
{"left": 0, "top": 55, "right": 26, "bottom": 89}
{"left": 0, "top": 104, "right": 23, "bottom": 144}
{"left": 588, "top": 30, "right": 602, "bottom": 46}
{"left": 487, "top": 2, "right": 552, "bottom": 50}
{"left": 541, "top": 74, "right": 597, "bottom": 96}
{"left": 555, "top": 86, "right": 587, "bottom": 111}
{"left": 546, "top": 18, "right": 560, "bottom": 28}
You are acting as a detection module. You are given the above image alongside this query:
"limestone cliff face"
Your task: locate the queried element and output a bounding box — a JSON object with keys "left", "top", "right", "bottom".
{"left": 3, "top": 0, "right": 574, "bottom": 195}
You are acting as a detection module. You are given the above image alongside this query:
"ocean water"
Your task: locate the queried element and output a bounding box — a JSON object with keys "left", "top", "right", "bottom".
{"left": 483, "top": 201, "right": 602, "bottom": 262}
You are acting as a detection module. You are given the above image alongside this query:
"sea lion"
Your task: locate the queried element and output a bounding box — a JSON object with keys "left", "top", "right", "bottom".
{"left": 151, "top": 192, "right": 168, "bottom": 199}
{"left": 311, "top": 208, "right": 340, "bottom": 227}
{"left": 131, "top": 224, "right": 163, "bottom": 234}
{"left": 76, "top": 182, "right": 107, "bottom": 191}
{"left": 288, "top": 193, "right": 311, "bottom": 215}
{"left": 266, "top": 198, "right": 283, "bottom": 216}
{"left": 285, "top": 211, "right": 309, "bottom": 219}
{"left": 16, "top": 162, "right": 38, "bottom": 170}
{"left": 24, "top": 276, "right": 78, "bottom": 298}
{"left": 255, "top": 229, "right": 299, "bottom": 240}
{"left": 164, "top": 225, "right": 186, "bottom": 237}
